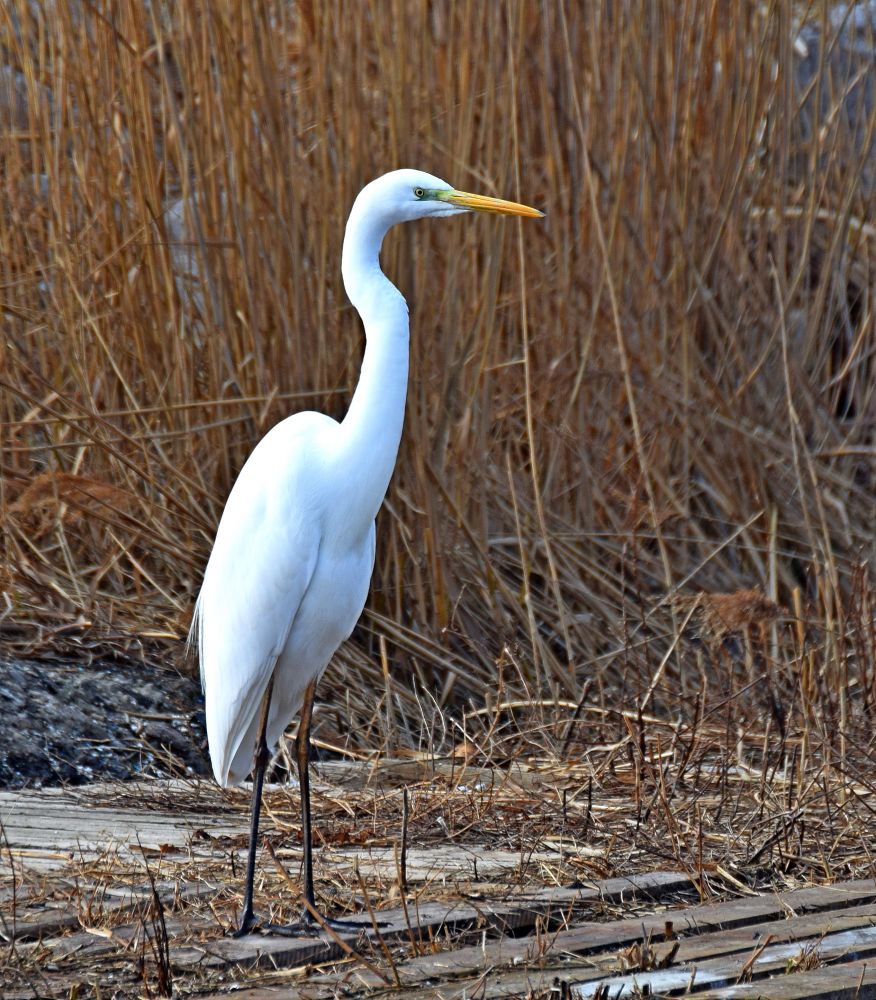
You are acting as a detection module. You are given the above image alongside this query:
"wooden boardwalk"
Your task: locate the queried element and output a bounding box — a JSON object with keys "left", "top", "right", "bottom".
{"left": 3, "top": 778, "right": 876, "bottom": 998}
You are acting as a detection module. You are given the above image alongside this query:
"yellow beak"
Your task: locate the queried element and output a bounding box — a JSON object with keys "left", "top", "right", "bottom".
{"left": 446, "top": 190, "right": 544, "bottom": 218}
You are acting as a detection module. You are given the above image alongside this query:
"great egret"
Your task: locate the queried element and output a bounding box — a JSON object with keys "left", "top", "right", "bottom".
{"left": 191, "top": 169, "right": 543, "bottom": 936}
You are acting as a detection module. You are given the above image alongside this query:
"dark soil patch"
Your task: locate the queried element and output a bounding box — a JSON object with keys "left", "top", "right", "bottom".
{"left": 0, "top": 658, "right": 209, "bottom": 788}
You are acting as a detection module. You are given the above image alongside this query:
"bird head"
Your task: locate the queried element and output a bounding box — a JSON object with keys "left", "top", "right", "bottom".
{"left": 354, "top": 168, "right": 544, "bottom": 225}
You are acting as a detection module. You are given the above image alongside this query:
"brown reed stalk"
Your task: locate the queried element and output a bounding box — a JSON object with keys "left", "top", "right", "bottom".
{"left": 0, "top": 0, "right": 872, "bottom": 764}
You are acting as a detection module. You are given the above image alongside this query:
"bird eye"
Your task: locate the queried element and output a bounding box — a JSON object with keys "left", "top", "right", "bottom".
{"left": 414, "top": 187, "right": 425, "bottom": 199}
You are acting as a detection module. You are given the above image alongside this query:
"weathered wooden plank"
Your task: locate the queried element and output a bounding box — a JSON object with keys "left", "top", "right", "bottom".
{"left": 17, "top": 958, "right": 876, "bottom": 1000}
{"left": 1, "top": 899, "right": 82, "bottom": 943}
{"left": 334, "top": 953, "right": 876, "bottom": 1000}
{"left": 26, "top": 912, "right": 359, "bottom": 975}
{"left": 693, "top": 957, "right": 876, "bottom": 998}
{"left": 24, "top": 871, "right": 874, "bottom": 999}
{"left": 33, "top": 872, "right": 863, "bottom": 984}
{"left": 173, "top": 928, "right": 354, "bottom": 971}
{"left": 651, "top": 902, "right": 876, "bottom": 966}
{"left": 0, "top": 786, "right": 243, "bottom": 873}
{"left": 0, "top": 784, "right": 222, "bottom": 826}
{"left": 18, "top": 870, "right": 691, "bottom": 976}
{"left": 378, "top": 880, "right": 876, "bottom": 985}
{"left": 307, "top": 758, "right": 551, "bottom": 792}
{"left": 221, "top": 870, "right": 691, "bottom": 971}
{"left": 14, "top": 776, "right": 876, "bottom": 998}
{"left": 570, "top": 922, "right": 876, "bottom": 997}
{"left": 295, "top": 923, "right": 876, "bottom": 1000}
{"left": 292, "top": 881, "right": 876, "bottom": 997}
{"left": 72, "top": 872, "right": 689, "bottom": 974}
{"left": 323, "top": 844, "right": 563, "bottom": 881}
{"left": 327, "top": 929, "right": 874, "bottom": 999}
{"left": 179, "top": 992, "right": 301, "bottom": 1000}
{"left": 5, "top": 881, "right": 219, "bottom": 942}
{"left": 0, "top": 802, "right": 238, "bottom": 833}
{"left": 2, "top": 817, "right": 229, "bottom": 840}
{"left": 174, "top": 871, "right": 689, "bottom": 971}
{"left": 20, "top": 914, "right": 214, "bottom": 967}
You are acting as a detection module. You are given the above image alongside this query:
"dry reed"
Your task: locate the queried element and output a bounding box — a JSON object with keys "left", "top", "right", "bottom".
{"left": 0, "top": 1, "right": 874, "bottom": 780}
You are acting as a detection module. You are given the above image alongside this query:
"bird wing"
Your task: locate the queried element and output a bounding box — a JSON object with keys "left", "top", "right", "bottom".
{"left": 192, "top": 412, "right": 336, "bottom": 786}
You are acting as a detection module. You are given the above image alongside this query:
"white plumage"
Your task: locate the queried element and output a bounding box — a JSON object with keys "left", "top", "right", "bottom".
{"left": 194, "top": 412, "right": 366, "bottom": 786}
{"left": 190, "top": 169, "right": 542, "bottom": 935}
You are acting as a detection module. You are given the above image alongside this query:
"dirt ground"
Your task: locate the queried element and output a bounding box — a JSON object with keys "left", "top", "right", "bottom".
{"left": 0, "top": 657, "right": 209, "bottom": 788}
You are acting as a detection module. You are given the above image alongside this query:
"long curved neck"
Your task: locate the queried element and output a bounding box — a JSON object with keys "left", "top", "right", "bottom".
{"left": 338, "top": 202, "right": 410, "bottom": 532}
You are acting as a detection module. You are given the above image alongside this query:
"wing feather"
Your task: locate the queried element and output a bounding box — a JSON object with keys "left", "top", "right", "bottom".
{"left": 193, "top": 412, "right": 336, "bottom": 786}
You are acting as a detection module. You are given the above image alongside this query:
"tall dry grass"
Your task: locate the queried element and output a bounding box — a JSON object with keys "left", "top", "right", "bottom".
{"left": 1, "top": 2, "right": 874, "bottom": 763}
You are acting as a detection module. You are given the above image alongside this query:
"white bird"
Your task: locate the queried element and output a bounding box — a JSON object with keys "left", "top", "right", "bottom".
{"left": 191, "top": 168, "right": 543, "bottom": 936}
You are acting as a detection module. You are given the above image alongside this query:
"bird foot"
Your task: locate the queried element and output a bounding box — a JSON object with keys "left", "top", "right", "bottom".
{"left": 231, "top": 908, "right": 259, "bottom": 938}
{"left": 230, "top": 906, "right": 387, "bottom": 938}
{"left": 260, "top": 912, "right": 377, "bottom": 936}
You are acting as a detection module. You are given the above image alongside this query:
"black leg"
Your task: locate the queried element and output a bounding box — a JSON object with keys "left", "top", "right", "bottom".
{"left": 243, "top": 678, "right": 377, "bottom": 937}
{"left": 232, "top": 673, "right": 275, "bottom": 938}
{"left": 296, "top": 679, "right": 318, "bottom": 913}
{"left": 262, "top": 679, "right": 373, "bottom": 935}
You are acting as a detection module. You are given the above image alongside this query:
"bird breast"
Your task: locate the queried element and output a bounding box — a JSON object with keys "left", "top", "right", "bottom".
{"left": 285, "top": 522, "right": 376, "bottom": 668}
{"left": 267, "top": 520, "right": 376, "bottom": 745}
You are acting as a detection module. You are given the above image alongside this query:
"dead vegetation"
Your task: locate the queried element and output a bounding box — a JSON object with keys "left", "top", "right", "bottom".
{"left": 5, "top": 754, "right": 876, "bottom": 997}
{"left": 1, "top": 0, "right": 876, "bottom": 993}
